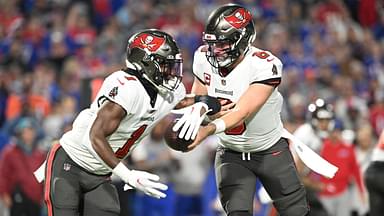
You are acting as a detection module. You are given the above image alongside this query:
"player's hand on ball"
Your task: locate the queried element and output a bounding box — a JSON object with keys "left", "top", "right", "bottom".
{"left": 187, "top": 124, "right": 216, "bottom": 151}
{"left": 164, "top": 113, "right": 194, "bottom": 152}
{"left": 171, "top": 102, "right": 211, "bottom": 140}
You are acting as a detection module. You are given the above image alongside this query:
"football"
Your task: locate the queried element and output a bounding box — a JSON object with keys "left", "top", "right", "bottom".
{"left": 163, "top": 113, "right": 194, "bottom": 152}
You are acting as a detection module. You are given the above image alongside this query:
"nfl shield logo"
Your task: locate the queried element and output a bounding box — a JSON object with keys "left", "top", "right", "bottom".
{"left": 221, "top": 79, "right": 226, "bottom": 86}
{"left": 63, "top": 163, "right": 71, "bottom": 171}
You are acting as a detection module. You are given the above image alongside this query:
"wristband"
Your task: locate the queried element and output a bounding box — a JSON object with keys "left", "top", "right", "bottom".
{"left": 185, "top": 93, "right": 196, "bottom": 98}
{"left": 112, "top": 162, "right": 130, "bottom": 182}
{"left": 194, "top": 95, "right": 221, "bottom": 115}
{"left": 212, "top": 119, "right": 226, "bottom": 134}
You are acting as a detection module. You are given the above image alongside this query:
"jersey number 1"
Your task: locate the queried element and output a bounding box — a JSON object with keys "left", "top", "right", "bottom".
{"left": 115, "top": 125, "right": 148, "bottom": 159}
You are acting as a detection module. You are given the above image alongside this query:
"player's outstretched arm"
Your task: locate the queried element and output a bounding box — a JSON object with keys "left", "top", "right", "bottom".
{"left": 221, "top": 83, "right": 275, "bottom": 131}
{"left": 188, "top": 83, "right": 275, "bottom": 150}
{"left": 171, "top": 78, "right": 222, "bottom": 140}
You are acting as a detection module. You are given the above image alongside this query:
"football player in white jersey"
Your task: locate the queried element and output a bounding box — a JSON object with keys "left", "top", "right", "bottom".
{"left": 294, "top": 99, "right": 334, "bottom": 216}
{"left": 42, "top": 29, "right": 220, "bottom": 216}
{"left": 364, "top": 129, "right": 384, "bottom": 216}
{"left": 177, "top": 4, "right": 309, "bottom": 216}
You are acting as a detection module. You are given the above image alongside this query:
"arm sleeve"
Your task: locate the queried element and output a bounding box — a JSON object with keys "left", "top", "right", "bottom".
{"left": 250, "top": 59, "right": 283, "bottom": 87}
{"left": 102, "top": 76, "right": 138, "bottom": 114}
{"left": 192, "top": 46, "right": 208, "bottom": 84}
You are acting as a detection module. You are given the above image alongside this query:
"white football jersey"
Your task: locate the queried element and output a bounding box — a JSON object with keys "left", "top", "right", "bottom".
{"left": 372, "top": 140, "right": 384, "bottom": 162}
{"left": 193, "top": 46, "right": 284, "bottom": 152}
{"left": 293, "top": 123, "right": 323, "bottom": 153}
{"left": 60, "top": 70, "right": 186, "bottom": 175}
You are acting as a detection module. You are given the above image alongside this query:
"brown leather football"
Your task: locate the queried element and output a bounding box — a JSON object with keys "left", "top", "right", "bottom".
{"left": 163, "top": 113, "right": 193, "bottom": 152}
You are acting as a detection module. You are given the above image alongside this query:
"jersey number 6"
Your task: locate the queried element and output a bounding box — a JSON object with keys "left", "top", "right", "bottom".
{"left": 218, "top": 97, "right": 246, "bottom": 135}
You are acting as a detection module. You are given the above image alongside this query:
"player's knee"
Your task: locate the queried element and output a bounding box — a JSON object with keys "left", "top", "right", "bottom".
{"left": 280, "top": 205, "right": 309, "bottom": 216}
{"left": 228, "top": 211, "right": 252, "bottom": 216}
{"left": 84, "top": 183, "right": 120, "bottom": 214}
{"left": 52, "top": 177, "right": 80, "bottom": 209}
{"left": 274, "top": 186, "right": 309, "bottom": 216}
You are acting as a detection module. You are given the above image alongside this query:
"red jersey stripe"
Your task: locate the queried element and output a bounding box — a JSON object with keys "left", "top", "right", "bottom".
{"left": 44, "top": 143, "right": 61, "bottom": 216}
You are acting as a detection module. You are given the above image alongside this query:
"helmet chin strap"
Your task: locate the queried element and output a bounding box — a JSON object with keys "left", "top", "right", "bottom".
{"left": 126, "top": 59, "right": 170, "bottom": 95}
{"left": 142, "top": 73, "right": 170, "bottom": 95}
{"left": 126, "top": 60, "right": 138, "bottom": 70}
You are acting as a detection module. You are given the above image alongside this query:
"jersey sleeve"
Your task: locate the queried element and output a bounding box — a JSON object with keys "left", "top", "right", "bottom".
{"left": 250, "top": 57, "right": 283, "bottom": 87}
{"left": 192, "top": 46, "right": 208, "bottom": 84}
{"left": 102, "top": 73, "right": 139, "bottom": 114}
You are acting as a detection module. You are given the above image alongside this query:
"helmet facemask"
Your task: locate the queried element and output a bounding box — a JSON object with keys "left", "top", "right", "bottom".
{"left": 204, "top": 32, "right": 246, "bottom": 68}
{"left": 126, "top": 30, "right": 183, "bottom": 94}
{"left": 308, "top": 99, "right": 335, "bottom": 138}
{"left": 151, "top": 54, "right": 183, "bottom": 92}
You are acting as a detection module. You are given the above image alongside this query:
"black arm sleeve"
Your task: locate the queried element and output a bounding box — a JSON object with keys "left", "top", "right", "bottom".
{"left": 194, "top": 95, "right": 221, "bottom": 115}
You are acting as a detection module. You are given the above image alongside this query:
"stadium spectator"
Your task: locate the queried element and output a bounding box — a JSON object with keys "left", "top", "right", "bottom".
{"left": 294, "top": 98, "right": 335, "bottom": 216}
{"left": 170, "top": 135, "right": 217, "bottom": 216}
{"left": 318, "top": 123, "right": 365, "bottom": 216}
{"left": 0, "top": 117, "right": 46, "bottom": 216}
{"left": 350, "top": 124, "right": 374, "bottom": 216}
{"left": 131, "top": 119, "right": 177, "bottom": 216}
{"left": 364, "top": 129, "right": 384, "bottom": 216}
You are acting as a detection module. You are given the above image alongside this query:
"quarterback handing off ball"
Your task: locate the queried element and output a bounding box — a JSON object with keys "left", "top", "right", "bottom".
{"left": 164, "top": 95, "right": 221, "bottom": 152}
{"left": 164, "top": 113, "right": 193, "bottom": 152}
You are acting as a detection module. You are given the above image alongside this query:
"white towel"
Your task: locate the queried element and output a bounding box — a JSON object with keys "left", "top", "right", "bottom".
{"left": 282, "top": 128, "right": 338, "bottom": 178}
{"left": 34, "top": 160, "right": 46, "bottom": 183}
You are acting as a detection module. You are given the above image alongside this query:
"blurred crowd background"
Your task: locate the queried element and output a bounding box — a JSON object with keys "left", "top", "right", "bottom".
{"left": 0, "top": 0, "right": 383, "bottom": 216}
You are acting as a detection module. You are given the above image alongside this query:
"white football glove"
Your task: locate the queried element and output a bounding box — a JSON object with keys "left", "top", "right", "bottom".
{"left": 113, "top": 163, "right": 168, "bottom": 199}
{"left": 171, "top": 102, "right": 211, "bottom": 140}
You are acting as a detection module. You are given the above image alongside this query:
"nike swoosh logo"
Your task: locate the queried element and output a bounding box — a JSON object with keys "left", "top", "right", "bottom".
{"left": 267, "top": 58, "right": 274, "bottom": 62}
{"left": 117, "top": 78, "right": 124, "bottom": 85}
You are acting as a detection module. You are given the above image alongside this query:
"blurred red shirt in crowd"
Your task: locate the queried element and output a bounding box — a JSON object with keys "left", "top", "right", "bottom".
{"left": 319, "top": 135, "right": 364, "bottom": 197}
{"left": 0, "top": 143, "right": 46, "bottom": 205}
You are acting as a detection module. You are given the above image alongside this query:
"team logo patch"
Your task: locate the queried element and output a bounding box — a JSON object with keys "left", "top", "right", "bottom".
{"left": 224, "top": 8, "right": 252, "bottom": 29}
{"left": 109, "top": 86, "right": 119, "bottom": 99}
{"left": 130, "top": 33, "right": 165, "bottom": 52}
{"left": 204, "top": 73, "right": 211, "bottom": 86}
